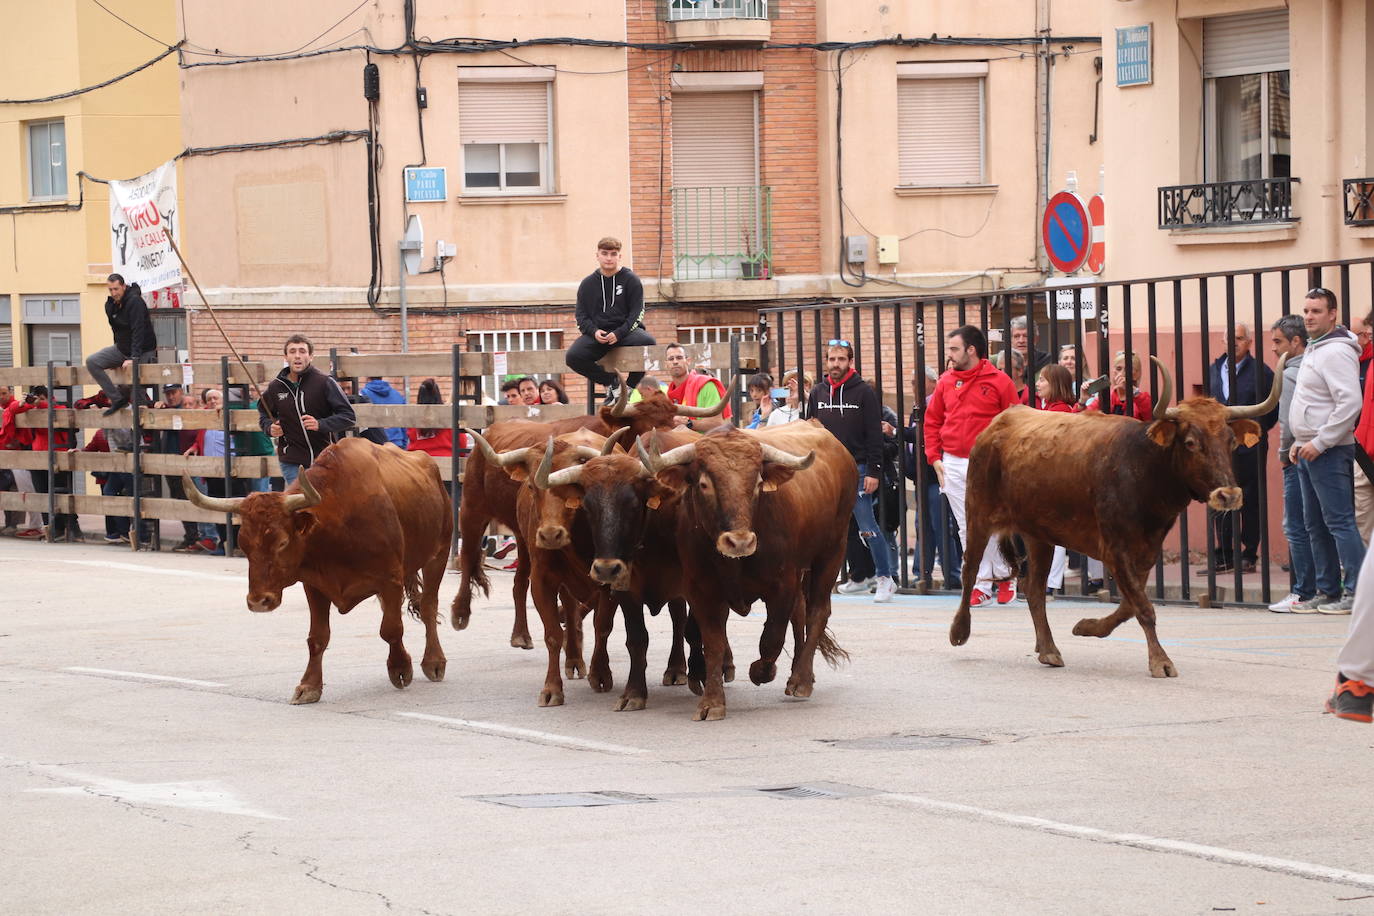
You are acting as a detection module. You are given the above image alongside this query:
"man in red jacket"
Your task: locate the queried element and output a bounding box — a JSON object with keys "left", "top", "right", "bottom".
{"left": 924, "top": 325, "right": 1020, "bottom": 606}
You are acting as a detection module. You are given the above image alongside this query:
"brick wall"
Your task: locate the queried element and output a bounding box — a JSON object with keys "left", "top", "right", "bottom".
{"left": 626, "top": 1, "right": 821, "bottom": 284}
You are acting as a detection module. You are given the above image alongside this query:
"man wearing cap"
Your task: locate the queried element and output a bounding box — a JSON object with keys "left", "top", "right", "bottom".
{"left": 154, "top": 383, "right": 201, "bottom": 551}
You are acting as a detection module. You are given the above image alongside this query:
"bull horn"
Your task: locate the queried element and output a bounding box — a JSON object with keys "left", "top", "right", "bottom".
{"left": 759, "top": 442, "right": 816, "bottom": 470}
{"left": 674, "top": 375, "right": 736, "bottom": 418}
{"left": 600, "top": 426, "right": 630, "bottom": 455}
{"left": 182, "top": 474, "right": 245, "bottom": 514}
{"left": 533, "top": 437, "right": 557, "bottom": 489}
{"left": 282, "top": 469, "right": 323, "bottom": 512}
{"left": 465, "top": 428, "right": 533, "bottom": 468}
{"left": 1149, "top": 356, "right": 1177, "bottom": 421}
{"left": 606, "top": 373, "right": 637, "bottom": 417}
{"left": 1224, "top": 354, "right": 1286, "bottom": 420}
{"left": 544, "top": 462, "right": 588, "bottom": 489}
{"left": 636, "top": 433, "right": 697, "bottom": 474}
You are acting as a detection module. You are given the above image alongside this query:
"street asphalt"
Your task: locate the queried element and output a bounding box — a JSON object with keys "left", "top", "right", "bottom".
{"left": 3, "top": 538, "right": 1372, "bottom": 915}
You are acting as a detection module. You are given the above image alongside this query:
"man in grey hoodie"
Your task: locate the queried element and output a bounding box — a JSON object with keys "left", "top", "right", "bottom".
{"left": 1268, "top": 315, "right": 1314, "bottom": 612}
{"left": 1289, "top": 288, "right": 1365, "bottom": 613}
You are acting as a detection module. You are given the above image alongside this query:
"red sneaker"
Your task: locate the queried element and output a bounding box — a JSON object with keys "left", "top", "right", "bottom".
{"left": 969, "top": 588, "right": 994, "bottom": 608}
{"left": 997, "top": 580, "right": 1019, "bottom": 604}
{"left": 502, "top": 558, "right": 519, "bottom": 571}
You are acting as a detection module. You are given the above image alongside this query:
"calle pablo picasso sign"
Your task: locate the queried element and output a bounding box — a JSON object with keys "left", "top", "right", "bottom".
{"left": 109, "top": 160, "right": 181, "bottom": 293}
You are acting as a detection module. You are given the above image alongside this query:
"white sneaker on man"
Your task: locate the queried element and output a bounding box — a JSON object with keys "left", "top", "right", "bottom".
{"left": 1267, "top": 592, "right": 1302, "bottom": 613}
{"left": 873, "top": 576, "right": 896, "bottom": 603}
{"left": 837, "top": 577, "right": 875, "bottom": 595}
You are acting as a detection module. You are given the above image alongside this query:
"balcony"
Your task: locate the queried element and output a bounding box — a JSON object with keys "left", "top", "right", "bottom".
{"left": 1158, "top": 177, "right": 1300, "bottom": 230}
{"left": 1344, "top": 178, "right": 1374, "bottom": 226}
{"left": 672, "top": 185, "right": 772, "bottom": 282}
{"left": 662, "top": 0, "right": 771, "bottom": 45}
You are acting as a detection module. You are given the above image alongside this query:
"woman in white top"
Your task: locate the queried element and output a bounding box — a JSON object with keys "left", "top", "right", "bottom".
{"left": 766, "top": 368, "right": 813, "bottom": 426}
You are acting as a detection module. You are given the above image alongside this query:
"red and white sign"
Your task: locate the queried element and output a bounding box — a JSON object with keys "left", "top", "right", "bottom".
{"left": 1086, "top": 193, "right": 1105, "bottom": 274}
{"left": 109, "top": 160, "right": 181, "bottom": 293}
{"left": 1041, "top": 190, "right": 1091, "bottom": 274}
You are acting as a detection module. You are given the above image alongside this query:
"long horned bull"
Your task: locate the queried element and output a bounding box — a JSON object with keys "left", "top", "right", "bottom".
{"left": 635, "top": 432, "right": 815, "bottom": 474}
{"left": 604, "top": 371, "right": 737, "bottom": 419}
{"left": 1149, "top": 353, "right": 1285, "bottom": 422}
{"left": 183, "top": 469, "right": 322, "bottom": 515}
{"left": 533, "top": 427, "right": 632, "bottom": 489}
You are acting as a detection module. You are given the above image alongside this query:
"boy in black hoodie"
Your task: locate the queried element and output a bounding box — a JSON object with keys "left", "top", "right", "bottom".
{"left": 257, "top": 334, "right": 356, "bottom": 486}
{"left": 564, "top": 237, "right": 656, "bottom": 403}
{"left": 88, "top": 273, "right": 158, "bottom": 416}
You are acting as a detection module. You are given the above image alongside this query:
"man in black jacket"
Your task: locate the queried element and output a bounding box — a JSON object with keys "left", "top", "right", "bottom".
{"left": 564, "top": 237, "right": 656, "bottom": 403}
{"left": 1209, "top": 322, "right": 1278, "bottom": 572}
{"left": 88, "top": 274, "right": 158, "bottom": 416}
{"left": 256, "top": 334, "right": 356, "bottom": 486}
{"left": 807, "top": 340, "right": 897, "bottom": 602}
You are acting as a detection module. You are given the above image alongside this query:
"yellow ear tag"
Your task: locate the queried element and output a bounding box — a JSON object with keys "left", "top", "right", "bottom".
{"left": 1241, "top": 432, "right": 1259, "bottom": 448}
{"left": 646, "top": 496, "right": 662, "bottom": 510}
{"left": 564, "top": 497, "right": 582, "bottom": 509}
{"left": 761, "top": 480, "right": 779, "bottom": 492}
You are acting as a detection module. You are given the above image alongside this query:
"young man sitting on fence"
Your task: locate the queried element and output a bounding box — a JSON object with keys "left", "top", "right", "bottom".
{"left": 88, "top": 273, "right": 158, "bottom": 417}
{"left": 565, "top": 237, "right": 656, "bottom": 404}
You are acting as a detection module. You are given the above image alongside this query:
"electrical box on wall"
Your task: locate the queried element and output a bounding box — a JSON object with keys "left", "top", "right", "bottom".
{"left": 845, "top": 235, "right": 869, "bottom": 263}
{"left": 877, "top": 235, "right": 899, "bottom": 264}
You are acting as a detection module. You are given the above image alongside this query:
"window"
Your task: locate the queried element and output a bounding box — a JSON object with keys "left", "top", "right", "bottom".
{"left": 896, "top": 62, "right": 988, "bottom": 186}
{"left": 0, "top": 297, "right": 11, "bottom": 369}
{"left": 1203, "top": 11, "right": 1290, "bottom": 182}
{"left": 677, "top": 325, "right": 756, "bottom": 345}
{"left": 458, "top": 70, "right": 553, "bottom": 194}
{"left": 27, "top": 120, "right": 67, "bottom": 200}
{"left": 465, "top": 328, "right": 563, "bottom": 402}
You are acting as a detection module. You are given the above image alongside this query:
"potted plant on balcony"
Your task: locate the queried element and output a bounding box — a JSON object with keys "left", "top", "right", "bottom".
{"left": 740, "top": 223, "right": 769, "bottom": 280}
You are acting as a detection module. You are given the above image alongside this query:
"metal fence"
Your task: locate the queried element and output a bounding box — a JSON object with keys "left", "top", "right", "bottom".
{"left": 759, "top": 255, "right": 1374, "bottom": 607}
{"left": 1345, "top": 178, "right": 1374, "bottom": 226}
{"left": 663, "top": 0, "right": 768, "bottom": 20}
{"left": 672, "top": 185, "right": 772, "bottom": 281}
{"left": 1158, "top": 177, "right": 1300, "bottom": 229}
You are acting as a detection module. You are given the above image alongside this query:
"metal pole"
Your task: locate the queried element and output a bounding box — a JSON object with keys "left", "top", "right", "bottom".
{"left": 222, "top": 355, "right": 234, "bottom": 556}
{"left": 131, "top": 359, "right": 144, "bottom": 550}
{"left": 450, "top": 343, "right": 462, "bottom": 563}
{"left": 45, "top": 361, "right": 56, "bottom": 542}
{"left": 729, "top": 335, "right": 742, "bottom": 426}
{"left": 399, "top": 245, "right": 409, "bottom": 355}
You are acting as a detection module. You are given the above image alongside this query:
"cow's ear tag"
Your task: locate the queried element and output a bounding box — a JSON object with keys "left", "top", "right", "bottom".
{"left": 564, "top": 497, "right": 582, "bottom": 509}
{"left": 761, "top": 480, "right": 779, "bottom": 492}
{"left": 1241, "top": 431, "right": 1259, "bottom": 447}
{"left": 646, "top": 495, "right": 662, "bottom": 510}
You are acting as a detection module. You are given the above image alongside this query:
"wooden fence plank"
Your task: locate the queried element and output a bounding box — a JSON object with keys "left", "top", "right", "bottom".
{"left": 0, "top": 491, "right": 228, "bottom": 524}
{"left": 15, "top": 403, "right": 596, "bottom": 431}
{"left": 0, "top": 362, "right": 268, "bottom": 389}
{"left": 333, "top": 352, "right": 490, "bottom": 378}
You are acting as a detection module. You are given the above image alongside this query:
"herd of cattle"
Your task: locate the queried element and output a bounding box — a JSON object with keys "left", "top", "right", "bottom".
{"left": 181, "top": 360, "right": 1284, "bottom": 720}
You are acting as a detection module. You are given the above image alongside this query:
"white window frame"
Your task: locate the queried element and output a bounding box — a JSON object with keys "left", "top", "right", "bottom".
{"left": 458, "top": 69, "right": 556, "bottom": 197}
{"left": 466, "top": 327, "right": 564, "bottom": 402}
{"left": 676, "top": 324, "right": 756, "bottom": 345}
{"left": 27, "top": 119, "right": 68, "bottom": 201}
{"left": 895, "top": 62, "right": 988, "bottom": 188}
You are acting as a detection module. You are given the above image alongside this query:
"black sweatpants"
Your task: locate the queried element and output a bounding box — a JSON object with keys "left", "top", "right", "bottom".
{"left": 565, "top": 328, "right": 657, "bottom": 389}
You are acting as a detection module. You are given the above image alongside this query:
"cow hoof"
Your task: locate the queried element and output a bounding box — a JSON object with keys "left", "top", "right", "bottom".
{"left": 1071, "top": 618, "right": 1104, "bottom": 638}
{"left": 389, "top": 666, "right": 413, "bottom": 689}
{"left": 452, "top": 612, "right": 470, "bottom": 631}
{"left": 614, "top": 695, "right": 646, "bottom": 712}
{"left": 949, "top": 611, "right": 971, "bottom": 646}
{"left": 692, "top": 703, "right": 726, "bottom": 721}
{"left": 1037, "top": 652, "right": 1064, "bottom": 668}
{"left": 538, "top": 688, "right": 565, "bottom": 707}
{"left": 511, "top": 635, "right": 534, "bottom": 650}
{"left": 588, "top": 667, "right": 613, "bottom": 692}
{"left": 662, "top": 669, "right": 688, "bottom": 686}
{"left": 749, "top": 660, "right": 777, "bottom": 685}
{"left": 723, "top": 664, "right": 736, "bottom": 684}
{"left": 784, "top": 680, "right": 813, "bottom": 698}
{"left": 422, "top": 659, "right": 446, "bottom": 682}
{"left": 565, "top": 659, "right": 587, "bottom": 680}
{"left": 289, "top": 685, "right": 322, "bottom": 705}
{"left": 687, "top": 677, "right": 704, "bottom": 697}
{"left": 1150, "top": 660, "right": 1179, "bottom": 678}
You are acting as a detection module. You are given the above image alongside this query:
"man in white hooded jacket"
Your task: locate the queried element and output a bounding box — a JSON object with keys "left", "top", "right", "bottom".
{"left": 1289, "top": 287, "right": 1365, "bottom": 613}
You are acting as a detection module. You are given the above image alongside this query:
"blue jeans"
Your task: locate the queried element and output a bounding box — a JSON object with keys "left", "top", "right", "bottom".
{"left": 281, "top": 463, "right": 301, "bottom": 486}
{"left": 1298, "top": 444, "right": 1366, "bottom": 596}
{"left": 1282, "top": 464, "right": 1315, "bottom": 599}
{"left": 854, "top": 464, "right": 895, "bottom": 579}
{"left": 919, "top": 479, "right": 963, "bottom": 587}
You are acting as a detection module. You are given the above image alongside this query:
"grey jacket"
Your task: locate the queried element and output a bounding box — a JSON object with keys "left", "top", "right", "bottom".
{"left": 1277, "top": 352, "right": 1304, "bottom": 467}
{"left": 1290, "top": 326, "right": 1362, "bottom": 455}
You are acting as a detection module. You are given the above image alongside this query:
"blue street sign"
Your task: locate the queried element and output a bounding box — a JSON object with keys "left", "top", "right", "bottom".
{"left": 1116, "top": 25, "right": 1152, "bottom": 87}
{"left": 405, "top": 167, "right": 448, "bottom": 202}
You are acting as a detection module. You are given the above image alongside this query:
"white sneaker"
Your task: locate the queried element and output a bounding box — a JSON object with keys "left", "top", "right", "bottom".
{"left": 1267, "top": 592, "right": 1301, "bottom": 613}
{"left": 873, "top": 576, "right": 896, "bottom": 603}
{"left": 837, "top": 577, "right": 875, "bottom": 595}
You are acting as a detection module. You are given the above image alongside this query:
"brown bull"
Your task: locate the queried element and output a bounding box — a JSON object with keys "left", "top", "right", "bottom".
{"left": 184, "top": 438, "right": 452, "bottom": 704}
{"left": 640, "top": 421, "right": 856, "bottom": 720}
{"left": 451, "top": 381, "right": 726, "bottom": 657}
{"left": 950, "top": 356, "right": 1283, "bottom": 677}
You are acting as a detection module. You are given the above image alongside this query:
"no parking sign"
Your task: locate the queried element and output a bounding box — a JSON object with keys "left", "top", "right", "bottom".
{"left": 1042, "top": 191, "right": 1091, "bottom": 274}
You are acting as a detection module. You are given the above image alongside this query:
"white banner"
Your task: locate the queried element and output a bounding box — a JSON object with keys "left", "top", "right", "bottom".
{"left": 109, "top": 160, "right": 180, "bottom": 293}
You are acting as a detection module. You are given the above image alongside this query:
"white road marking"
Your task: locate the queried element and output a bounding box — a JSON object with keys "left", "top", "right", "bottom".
{"left": 883, "top": 793, "right": 1374, "bottom": 891}
{"left": 53, "top": 558, "right": 244, "bottom": 583}
{"left": 396, "top": 711, "right": 650, "bottom": 756}
{"left": 64, "top": 667, "right": 227, "bottom": 688}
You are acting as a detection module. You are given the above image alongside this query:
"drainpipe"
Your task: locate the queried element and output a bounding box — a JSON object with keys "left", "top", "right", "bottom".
{"left": 1035, "top": 0, "right": 1051, "bottom": 274}
{"left": 1323, "top": 0, "right": 1341, "bottom": 260}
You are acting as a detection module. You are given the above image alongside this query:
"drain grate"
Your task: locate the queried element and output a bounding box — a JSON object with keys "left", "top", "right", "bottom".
{"left": 821, "top": 734, "right": 989, "bottom": 751}
{"left": 471, "top": 791, "right": 656, "bottom": 809}
{"left": 753, "top": 782, "right": 878, "bottom": 801}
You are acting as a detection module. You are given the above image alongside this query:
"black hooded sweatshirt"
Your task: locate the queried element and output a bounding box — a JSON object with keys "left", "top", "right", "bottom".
{"left": 104, "top": 283, "right": 157, "bottom": 359}
{"left": 806, "top": 368, "right": 883, "bottom": 471}
{"left": 257, "top": 364, "right": 356, "bottom": 468}
{"left": 574, "top": 267, "right": 645, "bottom": 340}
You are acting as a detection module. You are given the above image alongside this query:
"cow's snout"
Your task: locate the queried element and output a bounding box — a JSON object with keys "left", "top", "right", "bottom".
{"left": 590, "top": 558, "right": 630, "bottom": 589}
{"left": 536, "top": 525, "right": 570, "bottom": 550}
{"left": 247, "top": 592, "right": 280, "bottom": 613}
{"left": 716, "top": 529, "right": 758, "bottom": 558}
{"left": 1207, "top": 486, "right": 1243, "bottom": 512}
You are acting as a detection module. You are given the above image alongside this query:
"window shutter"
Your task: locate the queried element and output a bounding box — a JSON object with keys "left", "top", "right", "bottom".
{"left": 897, "top": 78, "right": 983, "bottom": 185}
{"left": 671, "top": 91, "right": 756, "bottom": 187}
{"left": 1204, "top": 10, "right": 1289, "bottom": 78}
{"left": 0, "top": 325, "right": 11, "bottom": 369}
{"left": 459, "top": 82, "right": 549, "bottom": 144}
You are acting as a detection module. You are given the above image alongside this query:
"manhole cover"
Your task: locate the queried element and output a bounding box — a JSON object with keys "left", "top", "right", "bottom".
{"left": 753, "top": 782, "right": 878, "bottom": 800}
{"left": 821, "top": 735, "right": 989, "bottom": 751}
{"left": 470, "top": 791, "right": 656, "bottom": 809}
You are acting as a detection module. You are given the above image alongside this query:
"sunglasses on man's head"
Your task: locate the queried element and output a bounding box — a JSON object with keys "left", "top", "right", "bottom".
{"left": 827, "top": 339, "right": 851, "bottom": 348}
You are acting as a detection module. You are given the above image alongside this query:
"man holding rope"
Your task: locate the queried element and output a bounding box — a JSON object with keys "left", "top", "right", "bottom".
{"left": 257, "top": 335, "right": 355, "bottom": 486}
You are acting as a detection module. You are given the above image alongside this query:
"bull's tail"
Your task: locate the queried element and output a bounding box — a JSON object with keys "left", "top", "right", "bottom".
{"left": 404, "top": 571, "right": 423, "bottom": 621}
{"left": 997, "top": 535, "right": 1024, "bottom": 577}
{"left": 817, "top": 626, "right": 850, "bottom": 669}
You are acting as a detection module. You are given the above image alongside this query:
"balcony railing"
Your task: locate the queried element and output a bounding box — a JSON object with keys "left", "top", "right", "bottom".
{"left": 664, "top": 0, "right": 768, "bottom": 20}
{"left": 672, "top": 185, "right": 772, "bottom": 282}
{"left": 1344, "top": 178, "right": 1374, "bottom": 226}
{"left": 1158, "top": 177, "right": 1300, "bottom": 230}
